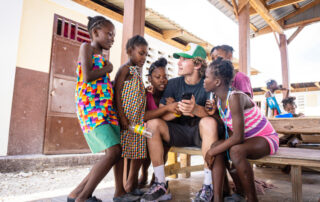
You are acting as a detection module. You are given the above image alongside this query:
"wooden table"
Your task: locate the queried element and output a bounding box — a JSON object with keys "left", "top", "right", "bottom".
{"left": 269, "top": 117, "right": 320, "bottom": 134}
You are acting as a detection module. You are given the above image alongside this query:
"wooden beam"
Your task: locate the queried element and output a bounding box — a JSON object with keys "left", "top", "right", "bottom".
{"left": 273, "top": 32, "right": 280, "bottom": 47}
{"left": 249, "top": 0, "right": 284, "bottom": 34}
{"left": 284, "top": 17, "right": 320, "bottom": 29}
{"left": 238, "top": 0, "right": 249, "bottom": 13}
{"left": 146, "top": 28, "right": 186, "bottom": 50}
{"left": 279, "top": 34, "right": 290, "bottom": 98}
{"left": 255, "top": 0, "right": 320, "bottom": 35}
{"left": 231, "top": 0, "right": 239, "bottom": 17}
{"left": 250, "top": 23, "right": 258, "bottom": 32}
{"left": 238, "top": 0, "right": 251, "bottom": 75}
{"left": 162, "top": 29, "right": 183, "bottom": 39}
{"left": 291, "top": 166, "right": 302, "bottom": 202}
{"left": 315, "top": 82, "right": 320, "bottom": 89}
{"left": 293, "top": 3, "right": 301, "bottom": 8}
{"left": 284, "top": 0, "right": 320, "bottom": 21}
{"left": 250, "top": 0, "right": 305, "bottom": 15}
{"left": 287, "top": 26, "right": 304, "bottom": 44}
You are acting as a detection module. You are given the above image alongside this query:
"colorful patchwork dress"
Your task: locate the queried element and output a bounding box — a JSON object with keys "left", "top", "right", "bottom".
{"left": 75, "top": 54, "right": 120, "bottom": 153}
{"left": 120, "top": 66, "right": 146, "bottom": 159}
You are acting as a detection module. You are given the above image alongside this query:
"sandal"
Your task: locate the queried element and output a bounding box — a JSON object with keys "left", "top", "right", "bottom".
{"left": 113, "top": 193, "right": 140, "bottom": 202}
{"left": 67, "top": 197, "right": 75, "bottom": 202}
{"left": 85, "top": 196, "right": 102, "bottom": 202}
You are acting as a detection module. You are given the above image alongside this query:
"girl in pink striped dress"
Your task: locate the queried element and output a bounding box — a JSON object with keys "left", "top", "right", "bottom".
{"left": 203, "top": 58, "right": 279, "bottom": 202}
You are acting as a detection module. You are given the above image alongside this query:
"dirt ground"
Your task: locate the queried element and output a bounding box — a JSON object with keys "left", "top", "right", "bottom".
{"left": 1, "top": 157, "right": 320, "bottom": 202}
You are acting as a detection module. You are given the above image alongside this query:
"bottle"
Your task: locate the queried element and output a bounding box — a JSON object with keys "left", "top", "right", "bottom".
{"left": 129, "top": 124, "right": 153, "bottom": 138}
{"left": 207, "top": 92, "right": 215, "bottom": 111}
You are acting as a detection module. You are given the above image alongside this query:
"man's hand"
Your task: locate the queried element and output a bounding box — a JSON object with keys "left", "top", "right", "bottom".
{"left": 178, "top": 95, "right": 196, "bottom": 117}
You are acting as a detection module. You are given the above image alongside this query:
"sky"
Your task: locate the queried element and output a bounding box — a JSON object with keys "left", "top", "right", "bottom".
{"left": 146, "top": 0, "right": 320, "bottom": 88}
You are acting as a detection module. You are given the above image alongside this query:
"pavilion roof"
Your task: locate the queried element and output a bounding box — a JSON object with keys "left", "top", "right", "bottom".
{"left": 207, "top": 0, "right": 320, "bottom": 37}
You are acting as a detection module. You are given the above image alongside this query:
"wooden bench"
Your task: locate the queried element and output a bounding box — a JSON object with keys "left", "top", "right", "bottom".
{"left": 165, "top": 147, "right": 320, "bottom": 202}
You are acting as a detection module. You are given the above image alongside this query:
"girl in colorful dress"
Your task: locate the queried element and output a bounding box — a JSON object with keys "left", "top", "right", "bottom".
{"left": 203, "top": 58, "right": 279, "bottom": 202}
{"left": 68, "top": 16, "right": 125, "bottom": 202}
{"left": 114, "top": 35, "right": 149, "bottom": 195}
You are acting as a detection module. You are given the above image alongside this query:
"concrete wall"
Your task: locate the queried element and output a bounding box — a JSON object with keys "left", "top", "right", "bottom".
{"left": 0, "top": 1, "right": 24, "bottom": 156}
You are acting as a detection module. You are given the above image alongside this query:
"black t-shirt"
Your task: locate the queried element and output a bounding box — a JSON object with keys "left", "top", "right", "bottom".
{"left": 160, "top": 76, "right": 209, "bottom": 126}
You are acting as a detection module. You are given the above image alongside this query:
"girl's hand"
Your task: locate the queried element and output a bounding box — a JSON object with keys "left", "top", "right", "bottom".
{"left": 119, "top": 116, "right": 129, "bottom": 130}
{"left": 166, "top": 102, "right": 179, "bottom": 113}
{"left": 166, "top": 97, "right": 175, "bottom": 105}
{"left": 104, "top": 60, "right": 113, "bottom": 73}
{"left": 205, "top": 149, "right": 215, "bottom": 169}
{"left": 205, "top": 100, "right": 216, "bottom": 116}
{"left": 146, "top": 86, "right": 153, "bottom": 94}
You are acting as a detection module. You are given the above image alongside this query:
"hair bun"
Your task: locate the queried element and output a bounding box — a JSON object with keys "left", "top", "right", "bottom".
{"left": 155, "top": 57, "right": 167, "bottom": 67}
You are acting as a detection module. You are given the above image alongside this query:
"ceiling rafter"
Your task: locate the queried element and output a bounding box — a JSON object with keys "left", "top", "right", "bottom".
{"left": 250, "top": 0, "right": 305, "bottom": 15}
{"left": 249, "top": 0, "right": 284, "bottom": 33}
{"left": 256, "top": 0, "right": 320, "bottom": 36}
{"left": 218, "top": 0, "right": 259, "bottom": 33}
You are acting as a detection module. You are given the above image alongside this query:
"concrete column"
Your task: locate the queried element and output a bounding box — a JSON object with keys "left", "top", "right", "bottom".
{"left": 0, "top": 0, "right": 24, "bottom": 156}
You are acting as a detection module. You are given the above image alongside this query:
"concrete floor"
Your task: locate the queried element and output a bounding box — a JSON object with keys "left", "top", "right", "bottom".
{"left": 31, "top": 167, "right": 320, "bottom": 202}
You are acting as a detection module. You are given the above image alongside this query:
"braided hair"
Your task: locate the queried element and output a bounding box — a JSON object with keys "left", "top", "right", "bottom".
{"left": 209, "top": 57, "right": 234, "bottom": 86}
{"left": 148, "top": 57, "right": 167, "bottom": 76}
{"left": 87, "top": 16, "right": 113, "bottom": 37}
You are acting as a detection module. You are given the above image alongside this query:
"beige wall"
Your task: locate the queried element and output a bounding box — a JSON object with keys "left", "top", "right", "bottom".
{"left": 16, "top": 0, "right": 122, "bottom": 77}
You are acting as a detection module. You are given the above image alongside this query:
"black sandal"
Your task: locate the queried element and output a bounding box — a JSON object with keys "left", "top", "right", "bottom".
{"left": 85, "top": 196, "right": 102, "bottom": 202}
{"left": 67, "top": 197, "right": 75, "bottom": 202}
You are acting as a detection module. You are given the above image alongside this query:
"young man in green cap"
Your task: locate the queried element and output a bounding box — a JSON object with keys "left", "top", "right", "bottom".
{"left": 142, "top": 43, "right": 222, "bottom": 202}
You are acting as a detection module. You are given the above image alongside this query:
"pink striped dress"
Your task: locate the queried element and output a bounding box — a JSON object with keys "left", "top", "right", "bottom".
{"left": 217, "top": 91, "right": 279, "bottom": 155}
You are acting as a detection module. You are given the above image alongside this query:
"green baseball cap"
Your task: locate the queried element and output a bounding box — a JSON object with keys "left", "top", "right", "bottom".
{"left": 173, "top": 43, "right": 207, "bottom": 59}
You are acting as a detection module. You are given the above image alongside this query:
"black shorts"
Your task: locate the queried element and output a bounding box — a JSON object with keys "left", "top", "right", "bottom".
{"left": 165, "top": 117, "right": 225, "bottom": 148}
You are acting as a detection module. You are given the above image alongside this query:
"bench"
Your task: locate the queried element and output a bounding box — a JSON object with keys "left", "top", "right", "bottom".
{"left": 164, "top": 147, "right": 320, "bottom": 202}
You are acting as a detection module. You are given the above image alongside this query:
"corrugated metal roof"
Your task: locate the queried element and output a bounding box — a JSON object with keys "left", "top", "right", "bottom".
{"left": 207, "top": 0, "right": 320, "bottom": 36}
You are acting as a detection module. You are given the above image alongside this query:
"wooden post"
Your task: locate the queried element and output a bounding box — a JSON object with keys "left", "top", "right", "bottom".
{"left": 238, "top": 0, "right": 250, "bottom": 76}
{"left": 120, "top": 0, "right": 146, "bottom": 64}
{"left": 121, "top": 0, "right": 145, "bottom": 183}
{"left": 167, "top": 152, "right": 178, "bottom": 178}
{"left": 180, "top": 153, "right": 191, "bottom": 178}
{"left": 279, "top": 34, "right": 290, "bottom": 98}
{"left": 291, "top": 165, "right": 302, "bottom": 202}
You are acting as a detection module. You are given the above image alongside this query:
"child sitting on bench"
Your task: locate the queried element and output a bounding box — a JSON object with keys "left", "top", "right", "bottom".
{"left": 203, "top": 58, "right": 279, "bottom": 202}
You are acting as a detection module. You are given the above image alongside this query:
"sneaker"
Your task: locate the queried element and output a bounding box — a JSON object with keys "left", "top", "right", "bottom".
{"left": 193, "top": 184, "right": 213, "bottom": 202}
{"left": 141, "top": 181, "right": 168, "bottom": 201}
{"left": 224, "top": 193, "right": 246, "bottom": 202}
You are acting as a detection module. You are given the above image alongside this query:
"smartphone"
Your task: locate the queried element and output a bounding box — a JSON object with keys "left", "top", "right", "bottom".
{"left": 182, "top": 92, "right": 192, "bottom": 100}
